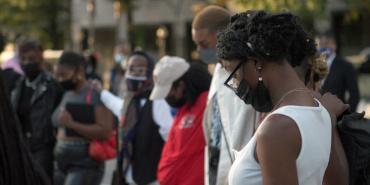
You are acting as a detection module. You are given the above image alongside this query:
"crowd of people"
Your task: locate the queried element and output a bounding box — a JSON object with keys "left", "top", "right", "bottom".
{"left": 0, "top": 4, "right": 365, "bottom": 185}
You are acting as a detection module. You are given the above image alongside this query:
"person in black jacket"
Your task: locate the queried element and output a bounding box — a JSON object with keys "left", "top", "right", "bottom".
{"left": 318, "top": 33, "right": 360, "bottom": 111}
{"left": 0, "top": 71, "right": 51, "bottom": 185}
{"left": 11, "top": 39, "right": 63, "bottom": 183}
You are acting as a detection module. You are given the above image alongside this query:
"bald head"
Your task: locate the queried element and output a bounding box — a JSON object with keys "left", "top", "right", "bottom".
{"left": 192, "top": 6, "right": 230, "bottom": 68}
{"left": 192, "top": 5, "right": 231, "bottom": 33}
{"left": 192, "top": 6, "right": 231, "bottom": 51}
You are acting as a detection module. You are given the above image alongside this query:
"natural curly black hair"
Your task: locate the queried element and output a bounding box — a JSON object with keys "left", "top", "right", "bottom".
{"left": 173, "top": 62, "right": 211, "bottom": 107}
{"left": 216, "top": 10, "right": 317, "bottom": 67}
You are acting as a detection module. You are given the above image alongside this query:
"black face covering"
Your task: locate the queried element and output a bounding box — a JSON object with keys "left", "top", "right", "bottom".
{"left": 165, "top": 96, "right": 187, "bottom": 108}
{"left": 236, "top": 79, "right": 273, "bottom": 112}
{"left": 21, "top": 63, "right": 41, "bottom": 80}
{"left": 126, "top": 78, "right": 145, "bottom": 92}
{"left": 60, "top": 79, "right": 78, "bottom": 91}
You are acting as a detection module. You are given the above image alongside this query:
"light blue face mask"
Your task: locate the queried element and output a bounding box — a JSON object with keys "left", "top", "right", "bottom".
{"left": 199, "top": 48, "right": 218, "bottom": 64}
{"left": 114, "top": 54, "right": 125, "bottom": 64}
{"left": 318, "top": 47, "right": 334, "bottom": 59}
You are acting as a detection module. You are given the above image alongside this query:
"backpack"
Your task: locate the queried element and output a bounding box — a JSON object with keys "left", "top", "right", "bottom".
{"left": 338, "top": 112, "right": 370, "bottom": 185}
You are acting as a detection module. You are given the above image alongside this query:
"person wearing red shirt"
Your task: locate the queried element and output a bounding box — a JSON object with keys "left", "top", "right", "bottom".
{"left": 150, "top": 56, "right": 212, "bottom": 185}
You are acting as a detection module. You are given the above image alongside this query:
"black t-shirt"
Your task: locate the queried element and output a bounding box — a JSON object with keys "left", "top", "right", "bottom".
{"left": 52, "top": 85, "right": 103, "bottom": 137}
{"left": 17, "top": 84, "right": 34, "bottom": 134}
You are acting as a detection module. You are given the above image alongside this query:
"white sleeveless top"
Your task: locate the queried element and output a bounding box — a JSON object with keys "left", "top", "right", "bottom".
{"left": 228, "top": 100, "right": 332, "bottom": 185}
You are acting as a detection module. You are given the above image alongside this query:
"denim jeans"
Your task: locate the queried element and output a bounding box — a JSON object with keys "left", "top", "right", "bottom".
{"left": 55, "top": 140, "right": 104, "bottom": 185}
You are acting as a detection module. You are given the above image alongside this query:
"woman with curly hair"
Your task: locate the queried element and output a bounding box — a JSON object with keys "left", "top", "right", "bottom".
{"left": 217, "top": 10, "right": 347, "bottom": 185}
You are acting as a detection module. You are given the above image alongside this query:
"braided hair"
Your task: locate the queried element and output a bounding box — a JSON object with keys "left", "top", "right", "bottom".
{"left": 217, "top": 10, "right": 317, "bottom": 68}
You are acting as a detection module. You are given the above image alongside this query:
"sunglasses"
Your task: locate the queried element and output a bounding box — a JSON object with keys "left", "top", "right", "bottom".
{"left": 224, "top": 61, "right": 243, "bottom": 93}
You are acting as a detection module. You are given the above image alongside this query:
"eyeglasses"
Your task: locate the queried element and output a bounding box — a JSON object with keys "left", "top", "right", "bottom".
{"left": 224, "top": 61, "right": 243, "bottom": 93}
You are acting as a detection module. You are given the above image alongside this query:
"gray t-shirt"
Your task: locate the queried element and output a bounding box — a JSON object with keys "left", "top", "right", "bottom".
{"left": 52, "top": 85, "right": 103, "bottom": 128}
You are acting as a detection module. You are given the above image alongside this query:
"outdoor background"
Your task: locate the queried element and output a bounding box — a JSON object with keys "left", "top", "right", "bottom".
{"left": 1, "top": 1, "right": 370, "bottom": 184}
{"left": 0, "top": 0, "right": 369, "bottom": 114}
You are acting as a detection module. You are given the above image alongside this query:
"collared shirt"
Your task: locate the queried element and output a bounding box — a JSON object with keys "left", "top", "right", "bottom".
{"left": 25, "top": 74, "right": 43, "bottom": 90}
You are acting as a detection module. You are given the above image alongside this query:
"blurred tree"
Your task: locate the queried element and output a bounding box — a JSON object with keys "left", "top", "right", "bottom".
{"left": 342, "top": 0, "right": 370, "bottom": 23}
{"left": 211, "top": 0, "right": 370, "bottom": 22}
{"left": 212, "top": 0, "right": 326, "bottom": 20}
{"left": 0, "top": 32, "right": 5, "bottom": 52}
{"left": 0, "top": 0, "right": 67, "bottom": 49}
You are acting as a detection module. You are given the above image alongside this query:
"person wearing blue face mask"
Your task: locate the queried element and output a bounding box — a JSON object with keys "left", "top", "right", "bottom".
{"left": 91, "top": 51, "right": 173, "bottom": 185}
{"left": 110, "top": 43, "right": 131, "bottom": 97}
{"left": 192, "top": 6, "right": 258, "bottom": 185}
{"left": 318, "top": 33, "right": 360, "bottom": 111}
{"left": 114, "top": 53, "right": 125, "bottom": 65}
{"left": 192, "top": 6, "right": 229, "bottom": 74}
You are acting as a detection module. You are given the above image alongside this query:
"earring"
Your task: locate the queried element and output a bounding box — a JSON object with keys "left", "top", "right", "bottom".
{"left": 257, "top": 66, "right": 263, "bottom": 81}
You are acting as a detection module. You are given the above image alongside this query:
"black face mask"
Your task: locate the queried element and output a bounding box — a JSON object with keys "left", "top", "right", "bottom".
{"left": 236, "top": 79, "right": 273, "bottom": 112}
{"left": 60, "top": 79, "right": 78, "bottom": 91}
{"left": 21, "top": 63, "right": 41, "bottom": 80}
{"left": 126, "top": 78, "right": 145, "bottom": 92}
{"left": 165, "top": 96, "right": 187, "bottom": 108}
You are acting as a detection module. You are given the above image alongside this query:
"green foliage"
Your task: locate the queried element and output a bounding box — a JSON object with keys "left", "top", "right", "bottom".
{"left": 223, "top": 0, "right": 327, "bottom": 20}
{"left": 342, "top": 0, "right": 370, "bottom": 23}
{"left": 0, "top": 0, "right": 66, "bottom": 49}
{"left": 219, "top": 0, "right": 370, "bottom": 22}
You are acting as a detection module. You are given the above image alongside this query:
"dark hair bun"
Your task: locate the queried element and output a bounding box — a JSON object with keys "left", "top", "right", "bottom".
{"left": 217, "top": 10, "right": 317, "bottom": 67}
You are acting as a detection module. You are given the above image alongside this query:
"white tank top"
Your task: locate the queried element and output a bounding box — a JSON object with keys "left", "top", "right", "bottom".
{"left": 228, "top": 100, "right": 332, "bottom": 185}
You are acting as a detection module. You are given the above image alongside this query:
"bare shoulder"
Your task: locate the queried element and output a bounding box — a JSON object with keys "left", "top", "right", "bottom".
{"left": 255, "top": 114, "right": 302, "bottom": 184}
{"left": 258, "top": 114, "right": 300, "bottom": 140}
{"left": 256, "top": 114, "right": 301, "bottom": 157}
